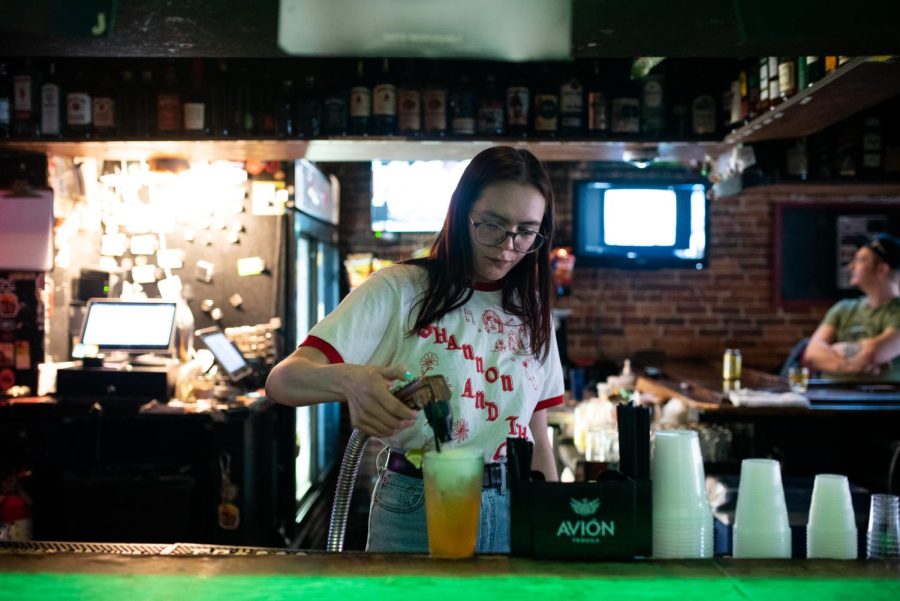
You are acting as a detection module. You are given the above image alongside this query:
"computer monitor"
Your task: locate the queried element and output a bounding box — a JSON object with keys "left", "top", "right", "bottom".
{"left": 195, "top": 326, "right": 254, "bottom": 382}
{"left": 79, "top": 298, "right": 178, "bottom": 354}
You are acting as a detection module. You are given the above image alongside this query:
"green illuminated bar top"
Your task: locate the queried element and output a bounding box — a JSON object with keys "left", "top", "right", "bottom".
{"left": 1, "top": 547, "right": 898, "bottom": 601}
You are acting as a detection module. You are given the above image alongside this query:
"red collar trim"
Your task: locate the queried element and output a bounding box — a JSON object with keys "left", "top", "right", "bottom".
{"left": 474, "top": 281, "right": 503, "bottom": 291}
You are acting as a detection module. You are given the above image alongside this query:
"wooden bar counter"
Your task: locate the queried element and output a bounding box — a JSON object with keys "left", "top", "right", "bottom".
{"left": 1, "top": 543, "right": 898, "bottom": 600}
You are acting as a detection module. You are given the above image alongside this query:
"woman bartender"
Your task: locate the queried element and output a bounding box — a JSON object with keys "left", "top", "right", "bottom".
{"left": 265, "top": 146, "right": 564, "bottom": 553}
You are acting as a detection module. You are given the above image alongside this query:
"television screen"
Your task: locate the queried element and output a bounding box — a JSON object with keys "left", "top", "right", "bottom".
{"left": 79, "top": 299, "right": 178, "bottom": 352}
{"left": 371, "top": 160, "right": 470, "bottom": 233}
{"left": 574, "top": 179, "right": 709, "bottom": 269}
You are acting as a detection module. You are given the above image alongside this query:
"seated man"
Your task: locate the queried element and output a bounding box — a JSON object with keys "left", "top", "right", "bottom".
{"left": 803, "top": 233, "right": 900, "bottom": 381}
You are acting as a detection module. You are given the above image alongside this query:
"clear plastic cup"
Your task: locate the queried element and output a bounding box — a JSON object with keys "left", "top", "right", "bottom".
{"left": 733, "top": 459, "right": 792, "bottom": 558}
{"left": 806, "top": 474, "right": 857, "bottom": 559}
{"left": 652, "top": 430, "right": 709, "bottom": 516}
{"left": 422, "top": 448, "right": 483, "bottom": 559}
{"left": 866, "top": 494, "right": 900, "bottom": 560}
{"left": 651, "top": 430, "right": 713, "bottom": 558}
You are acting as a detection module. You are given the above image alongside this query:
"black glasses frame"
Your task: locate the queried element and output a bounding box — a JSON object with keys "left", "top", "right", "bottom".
{"left": 469, "top": 214, "right": 546, "bottom": 254}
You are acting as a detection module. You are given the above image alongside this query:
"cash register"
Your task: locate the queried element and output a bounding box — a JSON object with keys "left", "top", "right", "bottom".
{"left": 56, "top": 298, "right": 180, "bottom": 406}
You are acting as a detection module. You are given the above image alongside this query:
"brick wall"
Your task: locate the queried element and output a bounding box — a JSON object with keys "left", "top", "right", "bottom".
{"left": 319, "top": 161, "right": 898, "bottom": 373}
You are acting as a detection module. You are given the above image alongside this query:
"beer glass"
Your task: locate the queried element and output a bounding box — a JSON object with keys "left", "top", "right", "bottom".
{"left": 788, "top": 366, "right": 809, "bottom": 393}
{"left": 422, "top": 447, "right": 483, "bottom": 558}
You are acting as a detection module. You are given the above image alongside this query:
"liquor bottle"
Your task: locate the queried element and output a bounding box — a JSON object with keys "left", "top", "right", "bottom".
{"left": 0, "top": 62, "right": 10, "bottom": 138}
{"left": 257, "top": 72, "right": 278, "bottom": 137}
{"left": 422, "top": 61, "right": 447, "bottom": 137}
{"left": 156, "top": 61, "right": 182, "bottom": 135}
{"left": 12, "top": 59, "right": 40, "bottom": 137}
{"left": 66, "top": 68, "right": 93, "bottom": 138}
{"left": 183, "top": 58, "right": 209, "bottom": 136}
{"left": 757, "top": 57, "right": 770, "bottom": 113}
{"left": 767, "top": 57, "right": 781, "bottom": 108}
{"left": 210, "top": 60, "right": 237, "bottom": 137}
{"left": 277, "top": 79, "right": 296, "bottom": 138}
{"left": 92, "top": 72, "right": 117, "bottom": 138}
{"left": 476, "top": 72, "right": 504, "bottom": 136}
{"left": 298, "top": 75, "right": 322, "bottom": 137}
{"left": 504, "top": 65, "right": 530, "bottom": 137}
{"left": 116, "top": 67, "right": 137, "bottom": 138}
{"left": 746, "top": 60, "right": 760, "bottom": 119}
{"left": 805, "top": 56, "right": 823, "bottom": 85}
{"left": 796, "top": 56, "right": 809, "bottom": 92}
{"left": 691, "top": 92, "right": 717, "bottom": 138}
{"left": 236, "top": 63, "right": 255, "bottom": 136}
{"left": 777, "top": 57, "right": 796, "bottom": 101}
{"left": 372, "top": 58, "right": 397, "bottom": 135}
{"left": 559, "top": 65, "right": 584, "bottom": 136}
{"left": 135, "top": 66, "right": 156, "bottom": 138}
{"left": 860, "top": 113, "right": 883, "bottom": 178}
{"left": 40, "top": 61, "right": 63, "bottom": 138}
{"left": 397, "top": 60, "right": 421, "bottom": 137}
{"left": 322, "top": 71, "right": 348, "bottom": 136}
{"left": 641, "top": 72, "right": 665, "bottom": 137}
{"left": 586, "top": 60, "right": 608, "bottom": 136}
{"left": 449, "top": 68, "right": 475, "bottom": 136}
{"left": 532, "top": 64, "right": 559, "bottom": 137}
{"left": 610, "top": 65, "right": 640, "bottom": 137}
{"left": 349, "top": 59, "right": 371, "bottom": 135}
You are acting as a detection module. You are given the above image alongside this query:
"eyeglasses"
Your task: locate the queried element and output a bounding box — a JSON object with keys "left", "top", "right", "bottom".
{"left": 469, "top": 214, "right": 546, "bottom": 254}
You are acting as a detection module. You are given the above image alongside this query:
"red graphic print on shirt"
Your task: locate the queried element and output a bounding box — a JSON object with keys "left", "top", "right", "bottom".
{"left": 452, "top": 418, "right": 470, "bottom": 442}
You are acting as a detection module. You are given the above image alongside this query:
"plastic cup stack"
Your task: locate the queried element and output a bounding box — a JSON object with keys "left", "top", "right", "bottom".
{"left": 651, "top": 430, "right": 714, "bottom": 559}
{"left": 806, "top": 474, "right": 858, "bottom": 559}
{"left": 732, "top": 459, "right": 792, "bottom": 558}
{"left": 866, "top": 494, "right": 900, "bottom": 559}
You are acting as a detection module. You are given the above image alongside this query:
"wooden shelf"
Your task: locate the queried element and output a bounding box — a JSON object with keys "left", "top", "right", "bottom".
{"left": 724, "top": 56, "right": 900, "bottom": 145}
{"left": 0, "top": 137, "right": 725, "bottom": 163}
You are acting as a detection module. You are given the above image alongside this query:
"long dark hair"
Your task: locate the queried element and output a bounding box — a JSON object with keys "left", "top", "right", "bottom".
{"left": 406, "top": 146, "right": 556, "bottom": 361}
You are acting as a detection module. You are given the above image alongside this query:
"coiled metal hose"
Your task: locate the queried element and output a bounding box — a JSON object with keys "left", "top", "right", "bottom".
{"left": 326, "top": 427, "right": 369, "bottom": 552}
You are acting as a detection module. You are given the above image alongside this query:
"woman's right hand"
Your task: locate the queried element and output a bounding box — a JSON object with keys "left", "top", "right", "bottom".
{"left": 341, "top": 364, "right": 419, "bottom": 438}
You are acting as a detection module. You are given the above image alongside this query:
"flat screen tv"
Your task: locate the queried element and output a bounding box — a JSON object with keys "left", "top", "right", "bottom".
{"left": 573, "top": 179, "right": 710, "bottom": 269}
{"left": 371, "top": 160, "right": 469, "bottom": 233}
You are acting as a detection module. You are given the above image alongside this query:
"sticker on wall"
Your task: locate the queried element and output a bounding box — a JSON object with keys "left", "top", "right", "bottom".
{"left": 0, "top": 342, "right": 13, "bottom": 366}
{"left": 237, "top": 257, "right": 266, "bottom": 276}
{"left": 250, "top": 180, "right": 288, "bottom": 216}
{"left": 228, "top": 293, "right": 243, "bottom": 308}
{"left": 132, "top": 264, "right": 158, "bottom": 284}
{"left": 200, "top": 299, "right": 215, "bottom": 313}
{"left": 195, "top": 260, "right": 215, "bottom": 283}
{"left": 227, "top": 231, "right": 240, "bottom": 244}
{"left": 183, "top": 229, "right": 196, "bottom": 242}
{"left": 210, "top": 307, "right": 224, "bottom": 321}
{"left": 157, "top": 249, "right": 184, "bottom": 269}
{"left": 130, "top": 234, "right": 158, "bottom": 255}
{"left": 204, "top": 232, "right": 214, "bottom": 246}
{"left": 157, "top": 275, "right": 184, "bottom": 301}
{"left": 14, "top": 340, "right": 30, "bottom": 370}
{"left": 100, "top": 233, "right": 128, "bottom": 257}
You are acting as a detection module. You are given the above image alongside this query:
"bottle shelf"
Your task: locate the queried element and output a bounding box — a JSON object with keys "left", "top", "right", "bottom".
{"left": 724, "top": 56, "right": 900, "bottom": 145}
{"left": 0, "top": 137, "right": 725, "bottom": 163}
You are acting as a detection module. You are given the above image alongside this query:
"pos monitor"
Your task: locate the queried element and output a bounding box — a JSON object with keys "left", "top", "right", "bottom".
{"left": 195, "top": 326, "right": 254, "bottom": 382}
{"left": 79, "top": 298, "right": 178, "bottom": 354}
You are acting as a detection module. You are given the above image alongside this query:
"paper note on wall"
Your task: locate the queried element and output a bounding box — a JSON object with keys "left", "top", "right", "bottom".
{"left": 0, "top": 190, "right": 54, "bottom": 271}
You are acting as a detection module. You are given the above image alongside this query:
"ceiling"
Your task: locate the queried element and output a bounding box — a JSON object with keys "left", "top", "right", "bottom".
{"left": 1, "top": 0, "right": 899, "bottom": 58}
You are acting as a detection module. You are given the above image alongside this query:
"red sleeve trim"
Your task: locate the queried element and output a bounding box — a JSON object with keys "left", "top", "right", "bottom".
{"left": 299, "top": 335, "right": 345, "bottom": 364}
{"left": 535, "top": 395, "right": 564, "bottom": 411}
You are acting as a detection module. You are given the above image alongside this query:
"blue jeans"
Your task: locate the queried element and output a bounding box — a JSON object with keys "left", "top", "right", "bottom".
{"left": 366, "top": 469, "right": 510, "bottom": 554}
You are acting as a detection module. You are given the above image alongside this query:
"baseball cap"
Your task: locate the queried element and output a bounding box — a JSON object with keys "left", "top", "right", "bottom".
{"left": 864, "top": 233, "right": 900, "bottom": 270}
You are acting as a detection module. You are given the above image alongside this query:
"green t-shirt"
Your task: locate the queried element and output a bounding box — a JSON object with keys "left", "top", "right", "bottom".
{"left": 822, "top": 296, "right": 900, "bottom": 381}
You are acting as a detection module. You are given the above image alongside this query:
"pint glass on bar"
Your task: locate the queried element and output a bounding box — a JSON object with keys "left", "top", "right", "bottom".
{"left": 422, "top": 447, "right": 483, "bottom": 558}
